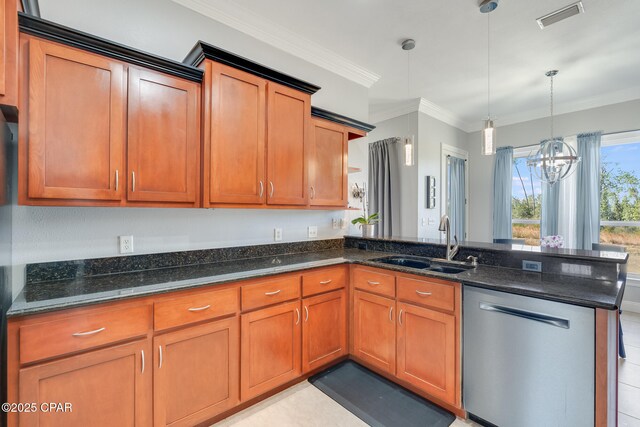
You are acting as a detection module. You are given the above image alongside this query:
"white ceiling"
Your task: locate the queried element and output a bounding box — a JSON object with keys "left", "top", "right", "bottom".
{"left": 174, "top": 0, "right": 640, "bottom": 131}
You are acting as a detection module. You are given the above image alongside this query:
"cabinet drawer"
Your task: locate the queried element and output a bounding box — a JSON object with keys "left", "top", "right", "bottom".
{"left": 353, "top": 267, "right": 395, "bottom": 298}
{"left": 397, "top": 276, "right": 455, "bottom": 312}
{"left": 302, "top": 266, "right": 346, "bottom": 297}
{"left": 242, "top": 275, "right": 301, "bottom": 311}
{"left": 154, "top": 287, "right": 239, "bottom": 331}
{"left": 20, "top": 304, "right": 151, "bottom": 364}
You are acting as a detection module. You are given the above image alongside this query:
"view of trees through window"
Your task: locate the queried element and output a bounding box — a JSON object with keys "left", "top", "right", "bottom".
{"left": 511, "top": 139, "right": 640, "bottom": 274}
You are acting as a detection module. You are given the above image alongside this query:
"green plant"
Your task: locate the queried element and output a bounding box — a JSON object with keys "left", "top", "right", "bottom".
{"left": 351, "top": 212, "right": 380, "bottom": 226}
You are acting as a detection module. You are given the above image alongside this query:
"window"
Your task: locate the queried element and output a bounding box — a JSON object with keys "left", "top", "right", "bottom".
{"left": 511, "top": 148, "right": 541, "bottom": 245}
{"left": 600, "top": 131, "right": 640, "bottom": 275}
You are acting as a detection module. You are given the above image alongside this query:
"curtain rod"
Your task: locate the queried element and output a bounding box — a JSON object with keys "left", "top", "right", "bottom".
{"left": 446, "top": 154, "right": 467, "bottom": 161}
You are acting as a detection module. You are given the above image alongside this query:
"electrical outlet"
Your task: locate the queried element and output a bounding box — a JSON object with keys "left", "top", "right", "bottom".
{"left": 421, "top": 217, "right": 427, "bottom": 226}
{"left": 308, "top": 226, "right": 318, "bottom": 238}
{"left": 522, "top": 260, "right": 542, "bottom": 272}
{"left": 332, "top": 219, "right": 339, "bottom": 229}
{"left": 119, "top": 235, "right": 134, "bottom": 254}
{"left": 274, "top": 228, "right": 283, "bottom": 242}
{"left": 340, "top": 218, "right": 348, "bottom": 229}
{"left": 428, "top": 218, "right": 436, "bottom": 225}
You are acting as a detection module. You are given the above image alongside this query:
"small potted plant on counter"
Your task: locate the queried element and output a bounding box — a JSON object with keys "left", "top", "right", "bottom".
{"left": 352, "top": 212, "right": 380, "bottom": 237}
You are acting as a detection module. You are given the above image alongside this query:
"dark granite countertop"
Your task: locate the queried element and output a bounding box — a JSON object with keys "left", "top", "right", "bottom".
{"left": 9, "top": 248, "right": 626, "bottom": 317}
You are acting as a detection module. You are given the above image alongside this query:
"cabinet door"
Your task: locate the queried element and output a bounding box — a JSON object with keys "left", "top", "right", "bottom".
{"left": 0, "top": 0, "right": 18, "bottom": 109}
{"left": 309, "top": 119, "right": 347, "bottom": 207}
{"left": 205, "top": 62, "right": 266, "bottom": 206}
{"left": 19, "top": 339, "right": 151, "bottom": 427}
{"left": 397, "top": 302, "right": 456, "bottom": 405}
{"left": 241, "top": 300, "right": 301, "bottom": 401}
{"left": 154, "top": 316, "right": 239, "bottom": 427}
{"left": 266, "top": 82, "right": 309, "bottom": 205}
{"left": 302, "top": 289, "right": 346, "bottom": 373}
{"left": 127, "top": 67, "right": 200, "bottom": 205}
{"left": 352, "top": 290, "right": 396, "bottom": 374}
{"left": 26, "top": 38, "right": 125, "bottom": 201}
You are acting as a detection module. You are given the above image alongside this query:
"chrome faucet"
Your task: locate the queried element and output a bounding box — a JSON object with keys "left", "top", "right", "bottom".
{"left": 438, "top": 215, "right": 459, "bottom": 261}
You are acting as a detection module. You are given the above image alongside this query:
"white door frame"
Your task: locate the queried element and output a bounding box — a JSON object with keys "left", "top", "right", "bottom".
{"left": 440, "top": 143, "right": 469, "bottom": 240}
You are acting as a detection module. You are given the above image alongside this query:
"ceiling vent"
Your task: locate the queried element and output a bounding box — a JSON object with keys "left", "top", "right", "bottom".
{"left": 536, "top": 1, "right": 585, "bottom": 29}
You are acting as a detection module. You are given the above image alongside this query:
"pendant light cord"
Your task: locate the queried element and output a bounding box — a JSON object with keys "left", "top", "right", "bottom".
{"left": 487, "top": 11, "right": 491, "bottom": 119}
{"left": 407, "top": 48, "right": 410, "bottom": 134}
{"left": 550, "top": 73, "right": 554, "bottom": 139}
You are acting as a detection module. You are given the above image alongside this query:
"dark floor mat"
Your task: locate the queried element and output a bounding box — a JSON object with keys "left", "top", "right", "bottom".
{"left": 308, "top": 360, "right": 456, "bottom": 427}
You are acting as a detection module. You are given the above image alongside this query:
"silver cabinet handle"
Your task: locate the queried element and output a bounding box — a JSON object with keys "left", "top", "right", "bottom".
{"left": 72, "top": 327, "right": 106, "bottom": 337}
{"left": 158, "top": 345, "right": 163, "bottom": 369}
{"left": 416, "top": 290, "right": 432, "bottom": 297}
{"left": 141, "top": 349, "right": 145, "bottom": 374}
{"left": 295, "top": 308, "right": 300, "bottom": 325}
{"left": 310, "top": 186, "right": 315, "bottom": 199}
{"left": 304, "top": 305, "right": 309, "bottom": 322}
{"left": 115, "top": 170, "right": 119, "bottom": 191}
{"left": 389, "top": 306, "right": 393, "bottom": 322}
{"left": 319, "top": 280, "right": 332, "bottom": 285}
{"left": 269, "top": 181, "right": 274, "bottom": 197}
{"left": 188, "top": 304, "right": 211, "bottom": 312}
{"left": 132, "top": 171, "right": 136, "bottom": 192}
{"left": 399, "top": 309, "right": 404, "bottom": 326}
{"left": 367, "top": 281, "right": 380, "bottom": 286}
{"left": 479, "top": 302, "right": 570, "bottom": 329}
{"left": 264, "top": 290, "right": 281, "bottom": 296}
{"left": 259, "top": 181, "right": 264, "bottom": 198}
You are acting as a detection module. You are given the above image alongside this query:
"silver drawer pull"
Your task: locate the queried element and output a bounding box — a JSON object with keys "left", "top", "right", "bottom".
{"left": 72, "top": 327, "right": 106, "bottom": 337}
{"left": 295, "top": 308, "right": 300, "bottom": 325}
{"left": 259, "top": 181, "right": 264, "bottom": 198}
{"left": 399, "top": 309, "right": 404, "bottom": 326}
{"left": 416, "top": 290, "right": 432, "bottom": 297}
{"left": 367, "top": 281, "right": 380, "bottom": 286}
{"left": 141, "top": 350, "right": 145, "bottom": 374}
{"left": 319, "top": 280, "right": 332, "bottom": 285}
{"left": 188, "top": 304, "right": 211, "bottom": 312}
{"left": 265, "top": 290, "right": 281, "bottom": 296}
{"left": 115, "top": 170, "right": 119, "bottom": 191}
{"left": 158, "top": 345, "right": 163, "bottom": 369}
{"left": 389, "top": 306, "right": 393, "bottom": 321}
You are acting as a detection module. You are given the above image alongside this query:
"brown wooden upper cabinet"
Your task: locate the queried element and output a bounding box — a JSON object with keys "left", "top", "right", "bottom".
{"left": 0, "top": 0, "right": 19, "bottom": 116}
{"left": 23, "top": 37, "right": 126, "bottom": 203}
{"left": 202, "top": 60, "right": 310, "bottom": 207}
{"left": 127, "top": 67, "right": 200, "bottom": 205}
{"left": 309, "top": 119, "right": 348, "bottom": 207}
{"left": 17, "top": 18, "right": 203, "bottom": 207}
{"left": 203, "top": 62, "right": 266, "bottom": 206}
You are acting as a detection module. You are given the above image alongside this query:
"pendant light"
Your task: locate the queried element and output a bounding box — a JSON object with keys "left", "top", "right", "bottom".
{"left": 480, "top": 0, "right": 498, "bottom": 155}
{"left": 527, "top": 70, "right": 581, "bottom": 185}
{"left": 402, "top": 38, "right": 415, "bottom": 166}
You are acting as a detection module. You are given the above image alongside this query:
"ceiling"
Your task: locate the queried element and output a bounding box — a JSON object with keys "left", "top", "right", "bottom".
{"left": 36, "top": 0, "right": 628, "bottom": 132}
{"left": 172, "top": 0, "right": 640, "bottom": 131}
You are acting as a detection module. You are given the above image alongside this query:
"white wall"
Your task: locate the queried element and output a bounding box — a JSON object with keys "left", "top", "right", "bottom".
{"left": 367, "top": 111, "right": 469, "bottom": 238}
{"left": 417, "top": 113, "right": 469, "bottom": 240}
{"left": 11, "top": 0, "right": 371, "bottom": 296}
{"left": 467, "top": 99, "right": 640, "bottom": 243}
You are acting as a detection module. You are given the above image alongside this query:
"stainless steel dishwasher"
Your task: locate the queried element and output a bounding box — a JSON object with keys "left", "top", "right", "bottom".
{"left": 463, "top": 286, "right": 595, "bottom": 427}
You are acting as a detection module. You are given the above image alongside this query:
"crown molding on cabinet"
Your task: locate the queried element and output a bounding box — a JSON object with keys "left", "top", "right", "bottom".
{"left": 311, "top": 107, "right": 375, "bottom": 133}
{"left": 184, "top": 41, "right": 320, "bottom": 95}
{"left": 369, "top": 98, "right": 473, "bottom": 133}
{"left": 20, "top": 0, "right": 40, "bottom": 17}
{"left": 18, "top": 13, "right": 204, "bottom": 82}
{"left": 171, "top": 0, "right": 381, "bottom": 88}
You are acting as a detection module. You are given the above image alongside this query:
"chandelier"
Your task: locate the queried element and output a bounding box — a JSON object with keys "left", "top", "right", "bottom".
{"left": 527, "top": 70, "right": 580, "bottom": 185}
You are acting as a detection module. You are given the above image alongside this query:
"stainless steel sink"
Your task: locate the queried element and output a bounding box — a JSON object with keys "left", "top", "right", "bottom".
{"left": 372, "top": 256, "right": 431, "bottom": 269}
{"left": 371, "top": 255, "right": 474, "bottom": 275}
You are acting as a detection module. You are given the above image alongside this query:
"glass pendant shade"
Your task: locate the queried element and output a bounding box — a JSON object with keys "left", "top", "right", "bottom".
{"left": 482, "top": 119, "right": 496, "bottom": 155}
{"left": 404, "top": 135, "right": 415, "bottom": 166}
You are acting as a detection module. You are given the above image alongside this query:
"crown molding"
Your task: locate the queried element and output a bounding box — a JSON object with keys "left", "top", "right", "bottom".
{"left": 465, "top": 86, "right": 640, "bottom": 132}
{"left": 171, "top": 0, "right": 381, "bottom": 88}
{"left": 369, "top": 98, "right": 473, "bottom": 132}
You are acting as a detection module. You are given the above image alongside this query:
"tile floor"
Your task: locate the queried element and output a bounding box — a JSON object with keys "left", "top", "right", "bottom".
{"left": 620, "top": 310, "right": 640, "bottom": 426}
{"left": 214, "top": 311, "right": 640, "bottom": 426}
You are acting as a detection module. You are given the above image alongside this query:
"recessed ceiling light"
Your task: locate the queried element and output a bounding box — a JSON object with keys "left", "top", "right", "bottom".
{"left": 536, "top": 1, "right": 585, "bottom": 29}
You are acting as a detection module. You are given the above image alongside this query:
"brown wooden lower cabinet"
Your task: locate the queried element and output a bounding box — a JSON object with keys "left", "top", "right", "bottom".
{"left": 396, "top": 301, "right": 456, "bottom": 405}
{"left": 18, "top": 339, "right": 152, "bottom": 427}
{"left": 352, "top": 290, "right": 396, "bottom": 374}
{"left": 240, "top": 300, "right": 301, "bottom": 401}
{"left": 153, "top": 316, "right": 239, "bottom": 427}
{"left": 302, "top": 289, "right": 347, "bottom": 373}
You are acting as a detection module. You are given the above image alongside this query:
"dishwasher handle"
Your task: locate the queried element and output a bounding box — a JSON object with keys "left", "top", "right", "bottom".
{"left": 479, "top": 302, "right": 570, "bottom": 329}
